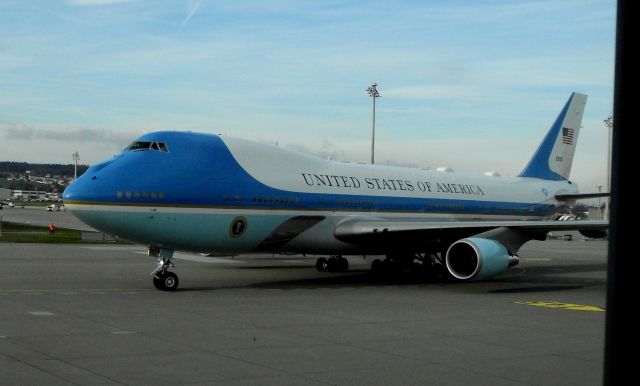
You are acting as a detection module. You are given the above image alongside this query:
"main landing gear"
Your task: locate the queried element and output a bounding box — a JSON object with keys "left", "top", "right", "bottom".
{"left": 316, "top": 255, "right": 349, "bottom": 272}
{"left": 149, "top": 247, "right": 179, "bottom": 291}
{"left": 370, "top": 251, "right": 446, "bottom": 279}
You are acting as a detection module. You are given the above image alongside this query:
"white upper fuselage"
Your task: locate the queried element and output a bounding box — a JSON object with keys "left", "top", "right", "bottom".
{"left": 223, "top": 135, "right": 577, "bottom": 214}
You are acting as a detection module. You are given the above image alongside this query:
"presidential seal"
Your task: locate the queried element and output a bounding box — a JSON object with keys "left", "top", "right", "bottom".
{"left": 229, "top": 216, "right": 247, "bottom": 238}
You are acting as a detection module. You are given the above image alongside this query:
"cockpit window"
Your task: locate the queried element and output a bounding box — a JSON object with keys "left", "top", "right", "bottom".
{"left": 125, "top": 141, "right": 169, "bottom": 153}
{"left": 126, "top": 141, "right": 152, "bottom": 151}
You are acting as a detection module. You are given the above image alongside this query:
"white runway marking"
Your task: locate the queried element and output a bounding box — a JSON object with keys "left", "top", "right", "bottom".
{"left": 29, "top": 311, "right": 54, "bottom": 316}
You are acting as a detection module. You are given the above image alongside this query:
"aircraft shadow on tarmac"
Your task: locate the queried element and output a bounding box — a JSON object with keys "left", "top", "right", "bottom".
{"left": 179, "top": 262, "right": 606, "bottom": 293}
{"left": 488, "top": 263, "right": 606, "bottom": 293}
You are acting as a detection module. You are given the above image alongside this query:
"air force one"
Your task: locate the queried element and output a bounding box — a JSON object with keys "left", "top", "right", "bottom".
{"left": 63, "top": 92, "right": 607, "bottom": 291}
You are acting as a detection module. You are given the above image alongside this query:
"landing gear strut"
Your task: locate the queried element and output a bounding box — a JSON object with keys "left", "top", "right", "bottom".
{"left": 149, "top": 247, "right": 179, "bottom": 291}
{"left": 316, "top": 255, "right": 349, "bottom": 272}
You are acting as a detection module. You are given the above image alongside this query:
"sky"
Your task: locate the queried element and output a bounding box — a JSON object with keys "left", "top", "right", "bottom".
{"left": 0, "top": 0, "right": 616, "bottom": 191}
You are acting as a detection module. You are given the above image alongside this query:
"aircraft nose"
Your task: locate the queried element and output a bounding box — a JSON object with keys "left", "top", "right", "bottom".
{"left": 62, "top": 178, "right": 88, "bottom": 202}
{"left": 62, "top": 159, "right": 117, "bottom": 203}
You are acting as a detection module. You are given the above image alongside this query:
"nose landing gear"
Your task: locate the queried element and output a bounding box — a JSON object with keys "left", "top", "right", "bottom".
{"left": 149, "top": 247, "right": 179, "bottom": 291}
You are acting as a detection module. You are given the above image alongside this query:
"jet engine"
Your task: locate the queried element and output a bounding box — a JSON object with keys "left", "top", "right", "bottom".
{"left": 445, "top": 237, "right": 519, "bottom": 281}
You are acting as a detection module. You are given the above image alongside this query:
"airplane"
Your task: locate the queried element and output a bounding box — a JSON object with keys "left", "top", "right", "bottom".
{"left": 62, "top": 92, "right": 608, "bottom": 291}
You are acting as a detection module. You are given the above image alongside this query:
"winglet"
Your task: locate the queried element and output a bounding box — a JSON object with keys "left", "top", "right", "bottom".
{"left": 519, "top": 92, "right": 588, "bottom": 180}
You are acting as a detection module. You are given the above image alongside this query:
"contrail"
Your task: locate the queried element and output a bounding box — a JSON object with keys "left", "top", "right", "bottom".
{"left": 181, "top": 0, "right": 201, "bottom": 29}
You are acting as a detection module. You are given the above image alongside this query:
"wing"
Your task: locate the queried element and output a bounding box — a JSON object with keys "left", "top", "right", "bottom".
{"left": 334, "top": 218, "right": 608, "bottom": 252}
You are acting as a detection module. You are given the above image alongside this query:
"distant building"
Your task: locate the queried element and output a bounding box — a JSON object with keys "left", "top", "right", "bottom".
{"left": 0, "top": 188, "right": 11, "bottom": 200}
{"left": 588, "top": 205, "right": 605, "bottom": 220}
{"left": 10, "top": 189, "right": 60, "bottom": 201}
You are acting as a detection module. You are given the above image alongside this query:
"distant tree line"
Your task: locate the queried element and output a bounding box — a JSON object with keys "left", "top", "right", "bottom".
{"left": 0, "top": 179, "right": 62, "bottom": 192}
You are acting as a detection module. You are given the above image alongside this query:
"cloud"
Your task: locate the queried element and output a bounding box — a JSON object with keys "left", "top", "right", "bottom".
{"left": 285, "top": 140, "right": 349, "bottom": 162}
{"left": 384, "top": 84, "right": 481, "bottom": 100}
{"left": 1, "top": 122, "right": 144, "bottom": 147}
{"left": 0, "top": 53, "right": 29, "bottom": 71}
{"left": 68, "top": 0, "right": 138, "bottom": 6}
{"left": 38, "top": 127, "right": 110, "bottom": 142}
{"left": 3, "top": 122, "right": 35, "bottom": 139}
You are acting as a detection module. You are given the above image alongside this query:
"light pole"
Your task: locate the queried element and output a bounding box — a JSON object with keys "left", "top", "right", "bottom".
{"left": 72, "top": 151, "right": 80, "bottom": 180}
{"left": 597, "top": 185, "right": 604, "bottom": 220}
{"left": 604, "top": 116, "right": 613, "bottom": 220}
{"left": 367, "top": 83, "right": 380, "bottom": 164}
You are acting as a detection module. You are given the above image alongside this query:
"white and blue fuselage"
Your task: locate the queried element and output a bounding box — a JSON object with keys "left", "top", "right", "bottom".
{"left": 63, "top": 130, "right": 576, "bottom": 255}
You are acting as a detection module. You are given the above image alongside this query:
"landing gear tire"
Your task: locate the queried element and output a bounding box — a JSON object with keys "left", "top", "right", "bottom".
{"left": 327, "top": 256, "right": 348, "bottom": 272}
{"left": 316, "top": 258, "right": 329, "bottom": 272}
{"left": 337, "top": 257, "right": 348, "bottom": 272}
{"left": 371, "top": 259, "right": 383, "bottom": 273}
{"left": 153, "top": 271, "right": 179, "bottom": 291}
{"left": 316, "top": 256, "right": 348, "bottom": 272}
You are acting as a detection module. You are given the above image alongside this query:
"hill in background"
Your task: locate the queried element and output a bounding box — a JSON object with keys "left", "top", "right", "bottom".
{"left": 0, "top": 161, "right": 89, "bottom": 192}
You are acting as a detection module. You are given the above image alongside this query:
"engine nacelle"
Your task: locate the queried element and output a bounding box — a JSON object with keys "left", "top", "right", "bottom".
{"left": 445, "top": 237, "right": 519, "bottom": 281}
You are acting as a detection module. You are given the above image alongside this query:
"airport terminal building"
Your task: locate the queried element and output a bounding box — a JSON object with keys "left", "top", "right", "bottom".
{"left": 8, "top": 189, "right": 61, "bottom": 201}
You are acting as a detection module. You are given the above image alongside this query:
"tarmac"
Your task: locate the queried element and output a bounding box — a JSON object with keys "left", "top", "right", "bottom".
{"left": 0, "top": 205, "right": 94, "bottom": 231}
{"left": 0, "top": 207, "right": 607, "bottom": 385}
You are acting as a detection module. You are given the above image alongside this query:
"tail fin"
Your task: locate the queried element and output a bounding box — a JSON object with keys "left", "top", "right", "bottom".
{"left": 519, "top": 92, "right": 588, "bottom": 181}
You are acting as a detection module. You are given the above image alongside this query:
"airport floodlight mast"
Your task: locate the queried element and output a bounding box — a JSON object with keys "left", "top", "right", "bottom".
{"left": 72, "top": 151, "right": 80, "bottom": 180}
{"left": 597, "top": 185, "right": 604, "bottom": 218}
{"left": 367, "top": 83, "right": 381, "bottom": 164}
{"left": 604, "top": 115, "right": 613, "bottom": 220}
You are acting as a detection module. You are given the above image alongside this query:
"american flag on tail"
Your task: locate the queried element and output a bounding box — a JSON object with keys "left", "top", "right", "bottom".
{"left": 562, "top": 127, "right": 574, "bottom": 145}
